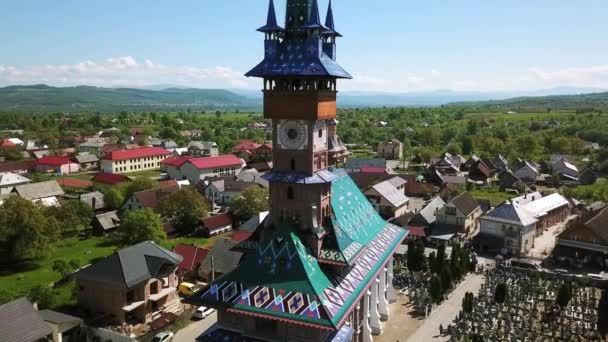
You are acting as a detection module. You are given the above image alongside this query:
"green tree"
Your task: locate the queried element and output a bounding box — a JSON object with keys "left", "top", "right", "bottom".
{"left": 229, "top": 186, "right": 269, "bottom": 222}
{"left": 102, "top": 186, "right": 126, "bottom": 210}
{"left": 157, "top": 188, "right": 210, "bottom": 232}
{"left": 461, "top": 136, "right": 474, "bottom": 155}
{"left": 27, "top": 285, "right": 56, "bottom": 310}
{"left": 116, "top": 209, "right": 166, "bottom": 246}
{"left": 46, "top": 200, "right": 94, "bottom": 235}
{"left": 440, "top": 266, "right": 453, "bottom": 294}
{"left": 0, "top": 197, "right": 61, "bottom": 262}
{"left": 419, "top": 127, "right": 440, "bottom": 147}
{"left": 462, "top": 292, "right": 474, "bottom": 314}
{"left": 430, "top": 274, "right": 443, "bottom": 304}
{"left": 124, "top": 177, "right": 156, "bottom": 198}
{"left": 52, "top": 260, "right": 71, "bottom": 278}
{"left": 556, "top": 283, "right": 572, "bottom": 307}
{"left": 494, "top": 283, "right": 508, "bottom": 304}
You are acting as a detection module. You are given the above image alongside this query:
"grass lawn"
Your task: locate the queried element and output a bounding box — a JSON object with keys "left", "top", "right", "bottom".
{"left": 471, "top": 188, "right": 513, "bottom": 207}
{"left": 0, "top": 237, "right": 118, "bottom": 307}
{"left": 120, "top": 169, "right": 162, "bottom": 179}
{"left": 464, "top": 110, "right": 573, "bottom": 122}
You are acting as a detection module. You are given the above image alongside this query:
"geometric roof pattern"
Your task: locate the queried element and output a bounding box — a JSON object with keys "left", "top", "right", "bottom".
{"left": 187, "top": 169, "right": 407, "bottom": 331}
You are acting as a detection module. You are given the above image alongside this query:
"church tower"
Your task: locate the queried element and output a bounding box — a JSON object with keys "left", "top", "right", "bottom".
{"left": 247, "top": 0, "right": 351, "bottom": 240}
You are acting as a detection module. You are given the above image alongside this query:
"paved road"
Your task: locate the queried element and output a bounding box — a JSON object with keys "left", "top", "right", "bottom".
{"left": 173, "top": 312, "right": 217, "bottom": 342}
{"left": 406, "top": 273, "right": 484, "bottom": 342}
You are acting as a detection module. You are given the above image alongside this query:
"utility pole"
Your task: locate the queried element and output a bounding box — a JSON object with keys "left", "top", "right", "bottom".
{"left": 210, "top": 255, "right": 215, "bottom": 282}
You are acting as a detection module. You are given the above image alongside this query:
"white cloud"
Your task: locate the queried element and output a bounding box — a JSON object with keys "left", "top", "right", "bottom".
{"left": 431, "top": 69, "right": 441, "bottom": 77}
{"left": 0, "top": 56, "right": 255, "bottom": 89}
{"left": 529, "top": 65, "right": 608, "bottom": 87}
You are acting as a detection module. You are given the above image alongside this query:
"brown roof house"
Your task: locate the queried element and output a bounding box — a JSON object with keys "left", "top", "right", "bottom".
{"left": 556, "top": 206, "right": 608, "bottom": 267}
{"left": 120, "top": 181, "right": 180, "bottom": 212}
{"left": 73, "top": 241, "right": 182, "bottom": 324}
{"left": 0, "top": 297, "right": 52, "bottom": 342}
{"left": 200, "top": 212, "right": 233, "bottom": 237}
{"left": 435, "top": 192, "right": 483, "bottom": 236}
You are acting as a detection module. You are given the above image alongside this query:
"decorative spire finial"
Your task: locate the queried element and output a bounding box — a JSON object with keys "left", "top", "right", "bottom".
{"left": 257, "top": 0, "right": 283, "bottom": 33}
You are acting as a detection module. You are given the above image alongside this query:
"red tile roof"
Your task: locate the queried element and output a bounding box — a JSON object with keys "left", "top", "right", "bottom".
{"left": 161, "top": 156, "right": 193, "bottom": 168}
{"left": 231, "top": 231, "right": 253, "bottom": 243}
{"left": 232, "top": 140, "right": 261, "bottom": 153}
{"left": 92, "top": 172, "right": 130, "bottom": 185}
{"left": 174, "top": 244, "right": 210, "bottom": 272}
{"left": 188, "top": 155, "right": 243, "bottom": 170}
{"left": 201, "top": 213, "right": 233, "bottom": 231}
{"left": 0, "top": 160, "right": 36, "bottom": 173}
{"left": 103, "top": 147, "right": 171, "bottom": 161}
{"left": 37, "top": 156, "right": 72, "bottom": 166}
{"left": 361, "top": 167, "right": 386, "bottom": 174}
{"left": 0, "top": 139, "right": 16, "bottom": 147}
{"left": 58, "top": 178, "right": 93, "bottom": 188}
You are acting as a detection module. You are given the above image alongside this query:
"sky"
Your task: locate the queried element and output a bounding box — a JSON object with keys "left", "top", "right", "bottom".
{"left": 0, "top": 0, "right": 607, "bottom": 93}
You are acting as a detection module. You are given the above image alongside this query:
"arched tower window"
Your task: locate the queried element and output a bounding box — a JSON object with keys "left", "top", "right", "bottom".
{"left": 291, "top": 158, "right": 296, "bottom": 171}
{"left": 287, "top": 186, "right": 295, "bottom": 200}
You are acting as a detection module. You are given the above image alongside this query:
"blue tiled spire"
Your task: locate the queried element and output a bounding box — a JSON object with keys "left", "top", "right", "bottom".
{"left": 257, "top": 0, "right": 283, "bottom": 33}
{"left": 324, "top": 0, "right": 342, "bottom": 37}
{"left": 302, "top": 0, "right": 325, "bottom": 30}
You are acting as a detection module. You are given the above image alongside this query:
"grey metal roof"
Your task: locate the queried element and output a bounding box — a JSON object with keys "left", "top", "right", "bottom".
{"left": 94, "top": 211, "right": 120, "bottom": 230}
{"left": 419, "top": 196, "right": 446, "bottom": 225}
{"left": 74, "top": 241, "right": 182, "bottom": 288}
{"left": 0, "top": 172, "right": 31, "bottom": 187}
{"left": 80, "top": 191, "right": 105, "bottom": 209}
{"left": 187, "top": 141, "right": 218, "bottom": 150}
{"left": 387, "top": 176, "right": 407, "bottom": 188}
{"left": 0, "top": 297, "right": 52, "bottom": 342}
{"left": 345, "top": 158, "right": 386, "bottom": 170}
{"left": 14, "top": 180, "right": 64, "bottom": 200}
{"left": 372, "top": 180, "right": 409, "bottom": 208}
{"left": 200, "top": 239, "right": 243, "bottom": 275}
{"left": 483, "top": 202, "right": 537, "bottom": 226}
{"left": 74, "top": 154, "right": 99, "bottom": 163}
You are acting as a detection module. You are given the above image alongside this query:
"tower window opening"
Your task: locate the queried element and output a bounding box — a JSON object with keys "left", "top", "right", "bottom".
{"left": 291, "top": 158, "right": 296, "bottom": 171}
{"left": 287, "top": 187, "right": 295, "bottom": 200}
{"left": 318, "top": 129, "right": 323, "bottom": 138}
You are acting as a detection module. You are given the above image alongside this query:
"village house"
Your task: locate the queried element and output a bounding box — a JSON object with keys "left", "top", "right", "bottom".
{"left": 579, "top": 167, "right": 598, "bottom": 186}
{"left": 200, "top": 212, "right": 233, "bottom": 237}
{"left": 498, "top": 169, "right": 525, "bottom": 192}
{"left": 401, "top": 174, "right": 436, "bottom": 198}
{"left": 0, "top": 160, "right": 36, "bottom": 174}
{"left": 0, "top": 172, "right": 31, "bottom": 194}
{"left": 551, "top": 155, "right": 579, "bottom": 183}
{"left": 345, "top": 157, "right": 388, "bottom": 174}
{"left": 39, "top": 309, "right": 84, "bottom": 342}
{"left": 377, "top": 139, "right": 403, "bottom": 160}
{"left": 36, "top": 156, "right": 80, "bottom": 175}
{"left": 80, "top": 191, "right": 106, "bottom": 211}
{"left": 514, "top": 160, "right": 541, "bottom": 184}
{"left": 100, "top": 147, "right": 172, "bottom": 174}
{"left": 121, "top": 181, "right": 180, "bottom": 212}
{"left": 13, "top": 180, "right": 64, "bottom": 206}
{"left": 555, "top": 206, "right": 608, "bottom": 268}
{"left": 186, "top": 141, "right": 219, "bottom": 157}
{"left": 73, "top": 241, "right": 182, "bottom": 325}
{"left": 202, "top": 176, "right": 262, "bottom": 205}
{"left": 364, "top": 178, "right": 409, "bottom": 219}
{"left": 78, "top": 137, "right": 111, "bottom": 156}
{"left": 92, "top": 211, "right": 120, "bottom": 236}
{"left": 435, "top": 192, "right": 483, "bottom": 235}
{"left": 401, "top": 196, "right": 446, "bottom": 229}
{"left": 492, "top": 154, "right": 510, "bottom": 173}
{"left": 198, "top": 239, "right": 243, "bottom": 282}
{"left": 74, "top": 153, "right": 99, "bottom": 171}
{"left": 479, "top": 192, "right": 571, "bottom": 255}
{"left": 0, "top": 297, "right": 53, "bottom": 342}
{"left": 468, "top": 159, "right": 493, "bottom": 184}
{"left": 178, "top": 155, "right": 244, "bottom": 185}
{"left": 173, "top": 244, "right": 210, "bottom": 281}
{"left": 232, "top": 140, "right": 273, "bottom": 162}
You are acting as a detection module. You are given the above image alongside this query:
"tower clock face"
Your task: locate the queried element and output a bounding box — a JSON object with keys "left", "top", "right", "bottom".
{"left": 278, "top": 120, "right": 308, "bottom": 150}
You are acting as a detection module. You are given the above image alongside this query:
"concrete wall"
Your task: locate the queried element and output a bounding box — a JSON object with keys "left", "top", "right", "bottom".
{"left": 101, "top": 154, "right": 167, "bottom": 174}
{"left": 479, "top": 217, "right": 536, "bottom": 254}
{"left": 180, "top": 162, "right": 242, "bottom": 185}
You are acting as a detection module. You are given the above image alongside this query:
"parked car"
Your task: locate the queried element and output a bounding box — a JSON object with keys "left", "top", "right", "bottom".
{"left": 179, "top": 282, "right": 198, "bottom": 296}
{"left": 193, "top": 306, "right": 216, "bottom": 319}
{"left": 152, "top": 331, "right": 174, "bottom": 342}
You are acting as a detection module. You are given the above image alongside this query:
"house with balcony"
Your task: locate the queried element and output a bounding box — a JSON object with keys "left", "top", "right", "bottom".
{"left": 73, "top": 241, "right": 182, "bottom": 325}
{"left": 435, "top": 192, "right": 482, "bottom": 236}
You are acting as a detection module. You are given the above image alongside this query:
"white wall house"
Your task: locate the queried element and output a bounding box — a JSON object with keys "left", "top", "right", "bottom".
{"left": 479, "top": 202, "right": 538, "bottom": 255}
{"left": 100, "top": 147, "right": 171, "bottom": 174}
{"left": 179, "top": 155, "right": 244, "bottom": 185}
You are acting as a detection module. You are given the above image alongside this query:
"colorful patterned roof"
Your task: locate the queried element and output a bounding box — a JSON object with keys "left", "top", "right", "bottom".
{"left": 187, "top": 170, "right": 407, "bottom": 330}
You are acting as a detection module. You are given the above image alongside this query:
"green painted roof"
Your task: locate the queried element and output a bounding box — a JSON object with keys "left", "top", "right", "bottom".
{"left": 187, "top": 170, "right": 407, "bottom": 330}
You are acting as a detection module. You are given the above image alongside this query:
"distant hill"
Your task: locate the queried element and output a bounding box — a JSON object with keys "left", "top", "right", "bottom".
{"left": 451, "top": 91, "right": 608, "bottom": 110}
{"left": 0, "top": 85, "right": 259, "bottom": 113}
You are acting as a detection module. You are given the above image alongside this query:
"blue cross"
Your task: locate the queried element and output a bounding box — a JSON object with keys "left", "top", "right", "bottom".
{"left": 256, "top": 290, "right": 268, "bottom": 304}
{"left": 290, "top": 296, "right": 302, "bottom": 311}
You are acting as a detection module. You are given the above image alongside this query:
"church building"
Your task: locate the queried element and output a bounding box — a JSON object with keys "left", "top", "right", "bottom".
{"left": 187, "top": 1, "right": 408, "bottom": 341}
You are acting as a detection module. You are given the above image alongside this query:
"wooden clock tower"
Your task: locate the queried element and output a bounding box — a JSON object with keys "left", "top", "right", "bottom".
{"left": 246, "top": 0, "right": 351, "bottom": 238}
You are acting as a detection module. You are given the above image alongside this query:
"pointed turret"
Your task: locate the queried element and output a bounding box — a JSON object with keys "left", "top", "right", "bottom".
{"left": 302, "top": 0, "right": 325, "bottom": 30}
{"left": 257, "top": 0, "right": 283, "bottom": 33}
{"left": 323, "top": 0, "right": 342, "bottom": 37}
